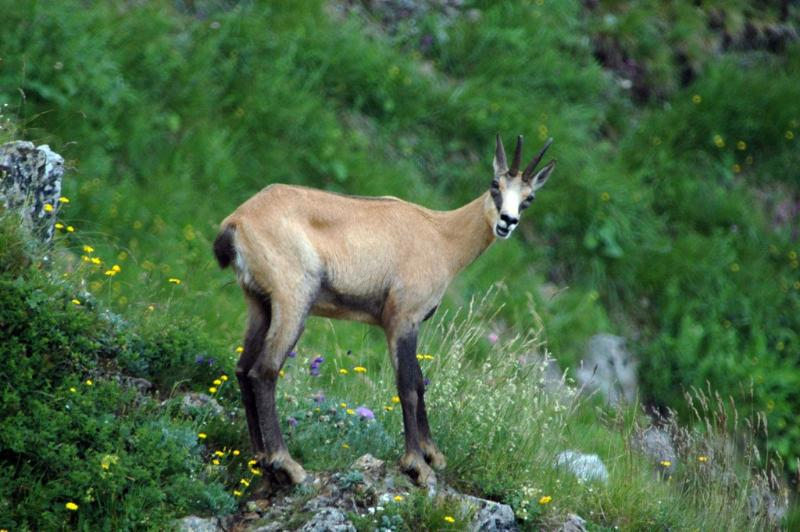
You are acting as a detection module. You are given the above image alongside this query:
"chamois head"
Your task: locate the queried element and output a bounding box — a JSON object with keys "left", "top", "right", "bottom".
{"left": 489, "top": 134, "right": 555, "bottom": 239}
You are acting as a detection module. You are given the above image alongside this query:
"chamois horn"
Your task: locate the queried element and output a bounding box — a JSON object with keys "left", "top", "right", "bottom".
{"left": 522, "top": 137, "right": 554, "bottom": 181}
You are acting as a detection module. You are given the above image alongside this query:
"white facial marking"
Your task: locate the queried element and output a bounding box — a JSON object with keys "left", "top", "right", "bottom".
{"left": 495, "top": 180, "right": 523, "bottom": 239}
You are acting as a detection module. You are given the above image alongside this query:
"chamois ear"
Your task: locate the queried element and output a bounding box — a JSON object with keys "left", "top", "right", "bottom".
{"left": 493, "top": 133, "right": 508, "bottom": 175}
{"left": 530, "top": 160, "right": 556, "bottom": 192}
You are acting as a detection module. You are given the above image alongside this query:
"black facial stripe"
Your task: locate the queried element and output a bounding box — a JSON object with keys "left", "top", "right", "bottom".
{"left": 490, "top": 188, "right": 502, "bottom": 212}
{"left": 519, "top": 195, "right": 534, "bottom": 211}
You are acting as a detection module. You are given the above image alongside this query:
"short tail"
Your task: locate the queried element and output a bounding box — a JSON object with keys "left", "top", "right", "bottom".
{"left": 213, "top": 225, "right": 236, "bottom": 269}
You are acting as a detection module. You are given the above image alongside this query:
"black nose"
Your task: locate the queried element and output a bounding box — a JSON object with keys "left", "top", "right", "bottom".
{"left": 500, "top": 214, "right": 519, "bottom": 225}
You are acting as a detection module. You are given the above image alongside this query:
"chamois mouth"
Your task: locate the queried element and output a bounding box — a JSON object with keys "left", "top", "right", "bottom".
{"left": 494, "top": 224, "right": 510, "bottom": 239}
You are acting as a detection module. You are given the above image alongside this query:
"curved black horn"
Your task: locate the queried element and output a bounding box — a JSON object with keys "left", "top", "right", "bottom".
{"left": 509, "top": 135, "right": 523, "bottom": 176}
{"left": 522, "top": 137, "right": 554, "bottom": 181}
{"left": 494, "top": 133, "right": 508, "bottom": 172}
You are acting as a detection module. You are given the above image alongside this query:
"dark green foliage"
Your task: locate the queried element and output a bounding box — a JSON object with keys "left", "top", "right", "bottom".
{"left": 0, "top": 220, "right": 236, "bottom": 529}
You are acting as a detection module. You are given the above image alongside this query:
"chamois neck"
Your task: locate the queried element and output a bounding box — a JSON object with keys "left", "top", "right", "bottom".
{"left": 437, "top": 192, "right": 496, "bottom": 275}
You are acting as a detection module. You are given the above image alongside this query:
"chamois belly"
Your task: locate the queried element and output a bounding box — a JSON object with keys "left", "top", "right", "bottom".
{"left": 310, "top": 286, "right": 384, "bottom": 325}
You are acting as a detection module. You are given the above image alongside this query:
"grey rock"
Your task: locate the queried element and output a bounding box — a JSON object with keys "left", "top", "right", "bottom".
{"left": 351, "top": 453, "right": 385, "bottom": 477}
{"left": 631, "top": 427, "right": 677, "bottom": 476}
{"left": 576, "top": 334, "right": 637, "bottom": 405}
{"left": 747, "top": 486, "right": 788, "bottom": 525}
{"left": 181, "top": 392, "right": 224, "bottom": 417}
{"left": 175, "top": 515, "right": 222, "bottom": 532}
{"left": 555, "top": 451, "right": 609, "bottom": 484}
{"left": 299, "top": 507, "right": 356, "bottom": 532}
{"left": 559, "top": 513, "right": 587, "bottom": 532}
{"left": 469, "top": 499, "right": 517, "bottom": 532}
{"left": 0, "top": 141, "right": 64, "bottom": 242}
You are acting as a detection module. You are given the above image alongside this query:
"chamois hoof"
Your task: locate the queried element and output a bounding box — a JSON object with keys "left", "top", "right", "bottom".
{"left": 400, "top": 452, "right": 436, "bottom": 486}
{"left": 421, "top": 443, "right": 447, "bottom": 470}
{"left": 264, "top": 452, "right": 308, "bottom": 486}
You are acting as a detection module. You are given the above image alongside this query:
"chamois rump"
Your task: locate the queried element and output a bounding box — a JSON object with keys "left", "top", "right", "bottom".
{"left": 213, "top": 135, "right": 555, "bottom": 485}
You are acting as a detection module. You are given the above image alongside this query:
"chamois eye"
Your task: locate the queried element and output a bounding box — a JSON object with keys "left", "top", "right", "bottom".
{"left": 491, "top": 180, "right": 500, "bottom": 190}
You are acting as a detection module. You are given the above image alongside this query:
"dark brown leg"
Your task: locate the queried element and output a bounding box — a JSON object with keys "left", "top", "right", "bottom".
{"left": 248, "top": 300, "right": 308, "bottom": 485}
{"left": 392, "top": 327, "right": 435, "bottom": 485}
{"left": 417, "top": 391, "right": 446, "bottom": 469}
{"left": 236, "top": 293, "right": 270, "bottom": 455}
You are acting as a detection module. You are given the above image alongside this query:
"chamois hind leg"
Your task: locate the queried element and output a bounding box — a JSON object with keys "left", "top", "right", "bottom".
{"left": 236, "top": 292, "right": 270, "bottom": 456}
{"left": 248, "top": 294, "right": 309, "bottom": 485}
{"left": 386, "top": 323, "right": 435, "bottom": 486}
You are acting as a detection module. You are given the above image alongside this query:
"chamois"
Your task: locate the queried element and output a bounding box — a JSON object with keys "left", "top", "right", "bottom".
{"left": 213, "top": 135, "right": 555, "bottom": 485}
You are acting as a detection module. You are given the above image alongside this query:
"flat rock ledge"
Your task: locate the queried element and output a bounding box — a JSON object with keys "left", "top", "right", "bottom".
{"left": 178, "top": 453, "right": 519, "bottom": 531}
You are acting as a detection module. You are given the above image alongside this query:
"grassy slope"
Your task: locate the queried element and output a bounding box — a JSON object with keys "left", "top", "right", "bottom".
{"left": 1, "top": 0, "right": 799, "bottom": 528}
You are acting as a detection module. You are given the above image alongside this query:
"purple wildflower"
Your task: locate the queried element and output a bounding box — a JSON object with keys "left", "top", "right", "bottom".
{"left": 309, "top": 356, "right": 324, "bottom": 377}
{"left": 355, "top": 406, "right": 375, "bottom": 420}
{"left": 195, "top": 355, "right": 205, "bottom": 364}
{"left": 206, "top": 357, "right": 215, "bottom": 366}
{"left": 313, "top": 391, "right": 326, "bottom": 404}
{"left": 423, "top": 377, "right": 430, "bottom": 389}
{"left": 487, "top": 332, "right": 499, "bottom": 344}
{"left": 287, "top": 416, "right": 298, "bottom": 427}
{"left": 288, "top": 350, "right": 297, "bottom": 358}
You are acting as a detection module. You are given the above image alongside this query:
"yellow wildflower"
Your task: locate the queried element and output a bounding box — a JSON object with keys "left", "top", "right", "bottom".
{"left": 346, "top": 408, "right": 355, "bottom": 416}
{"left": 240, "top": 478, "right": 250, "bottom": 487}
{"left": 423, "top": 354, "right": 434, "bottom": 360}
{"left": 236, "top": 346, "right": 244, "bottom": 353}
{"left": 112, "top": 264, "right": 121, "bottom": 272}
{"left": 713, "top": 134, "right": 725, "bottom": 148}
{"left": 416, "top": 354, "right": 424, "bottom": 360}
{"left": 213, "top": 379, "right": 222, "bottom": 386}
{"left": 233, "top": 490, "right": 242, "bottom": 497}
{"left": 212, "top": 459, "right": 220, "bottom": 465}
{"left": 698, "top": 456, "right": 709, "bottom": 463}
{"left": 66, "top": 225, "right": 75, "bottom": 232}
{"left": 353, "top": 366, "right": 367, "bottom": 373}
{"left": 660, "top": 460, "right": 672, "bottom": 467}
{"left": 59, "top": 196, "right": 70, "bottom": 203}
{"left": 279, "top": 370, "right": 285, "bottom": 378}
{"left": 90, "top": 257, "right": 101, "bottom": 265}
{"left": 220, "top": 375, "right": 228, "bottom": 382}
{"left": 104, "top": 270, "right": 116, "bottom": 276}
{"left": 538, "top": 495, "right": 552, "bottom": 505}
{"left": 83, "top": 245, "right": 94, "bottom": 253}
{"left": 601, "top": 192, "right": 610, "bottom": 202}
{"left": 71, "top": 299, "right": 81, "bottom": 305}
{"left": 209, "top": 386, "right": 218, "bottom": 394}
{"left": 85, "top": 379, "right": 93, "bottom": 386}
{"left": 44, "top": 203, "right": 54, "bottom": 212}
{"left": 69, "top": 387, "right": 77, "bottom": 393}
{"left": 384, "top": 406, "right": 394, "bottom": 411}
{"left": 339, "top": 368, "right": 349, "bottom": 375}
{"left": 737, "top": 140, "right": 747, "bottom": 151}
{"left": 248, "top": 459, "right": 257, "bottom": 467}
{"left": 691, "top": 94, "right": 701, "bottom": 104}
{"left": 340, "top": 402, "right": 348, "bottom": 408}
{"left": 214, "top": 450, "right": 225, "bottom": 457}
{"left": 394, "top": 495, "right": 404, "bottom": 502}
{"left": 251, "top": 467, "right": 262, "bottom": 476}
{"left": 168, "top": 277, "right": 182, "bottom": 284}
{"left": 342, "top": 443, "right": 350, "bottom": 449}
{"left": 65, "top": 501, "right": 79, "bottom": 511}
{"left": 233, "top": 449, "right": 240, "bottom": 456}
{"left": 147, "top": 305, "right": 155, "bottom": 311}
{"left": 198, "top": 433, "right": 207, "bottom": 439}
{"left": 444, "top": 516, "right": 456, "bottom": 523}
{"left": 55, "top": 222, "right": 64, "bottom": 229}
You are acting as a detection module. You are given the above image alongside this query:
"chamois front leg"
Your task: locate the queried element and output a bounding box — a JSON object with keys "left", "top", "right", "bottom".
{"left": 416, "top": 386, "right": 446, "bottom": 470}
{"left": 248, "top": 298, "right": 308, "bottom": 485}
{"left": 389, "top": 324, "right": 435, "bottom": 486}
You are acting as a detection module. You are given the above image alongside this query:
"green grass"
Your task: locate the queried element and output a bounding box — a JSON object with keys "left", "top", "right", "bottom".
{"left": 2, "top": 0, "right": 799, "bottom": 528}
